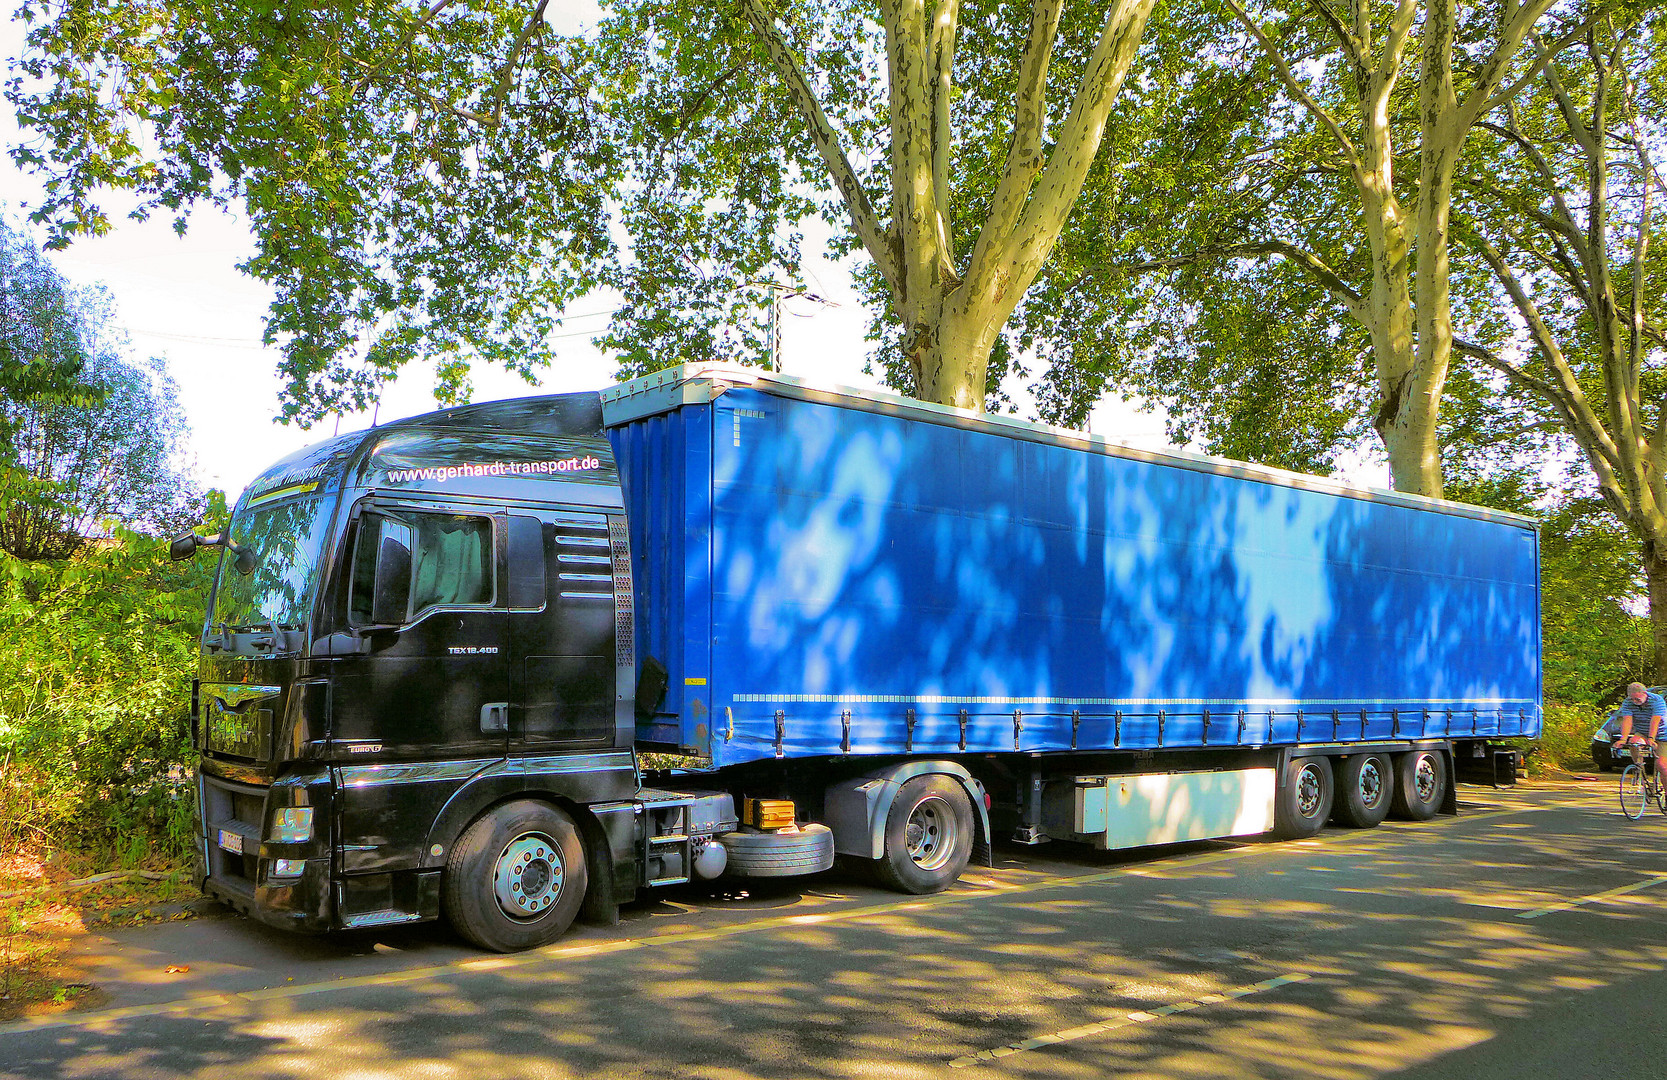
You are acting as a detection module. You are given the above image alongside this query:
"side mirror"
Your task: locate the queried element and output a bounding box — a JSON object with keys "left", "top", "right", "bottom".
{"left": 369, "top": 517, "right": 413, "bottom": 626}
{"left": 232, "top": 546, "right": 258, "bottom": 575}
{"left": 170, "top": 532, "right": 199, "bottom": 561}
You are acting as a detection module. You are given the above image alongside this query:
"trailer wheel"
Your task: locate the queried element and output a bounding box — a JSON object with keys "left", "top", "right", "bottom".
{"left": 1390, "top": 750, "right": 1447, "bottom": 821}
{"left": 443, "top": 800, "right": 587, "bottom": 952}
{"left": 1273, "top": 757, "right": 1334, "bottom": 839}
{"left": 1332, "top": 754, "right": 1393, "bottom": 828}
{"left": 874, "top": 775, "right": 974, "bottom": 894}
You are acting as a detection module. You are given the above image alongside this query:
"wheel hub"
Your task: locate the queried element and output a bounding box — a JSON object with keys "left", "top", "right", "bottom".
{"left": 905, "top": 797, "right": 957, "bottom": 871}
{"left": 493, "top": 832, "right": 564, "bottom": 920}
{"left": 1414, "top": 757, "right": 1437, "bottom": 802}
{"left": 1297, "top": 765, "right": 1322, "bottom": 816}
{"left": 1358, "top": 761, "right": 1383, "bottom": 808}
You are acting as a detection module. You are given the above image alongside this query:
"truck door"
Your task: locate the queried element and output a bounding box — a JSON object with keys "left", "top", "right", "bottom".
{"left": 507, "top": 508, "right": 618, "bottom": 751}
{"left": 329, "top": 500, "right": 512, "bottom": 875}
{"left": 332, "top": 499, "right": 511, "bottom": 760}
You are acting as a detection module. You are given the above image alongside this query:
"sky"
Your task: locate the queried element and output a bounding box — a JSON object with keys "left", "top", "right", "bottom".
{"left": 0, "top": 9, "right": 1276, "bottom": 504}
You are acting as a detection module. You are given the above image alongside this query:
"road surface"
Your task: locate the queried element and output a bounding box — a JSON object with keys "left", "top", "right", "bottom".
{"left": 2, "top": 779, "right": 1663, "bottom": 1079}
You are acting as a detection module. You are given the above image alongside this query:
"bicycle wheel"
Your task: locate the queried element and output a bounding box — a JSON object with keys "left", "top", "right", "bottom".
{"left": 1621, "top": 764, "right": 1648, "bottom": 819}
{"left": 1654, "top": 770, "right": 1667, "bottom": 816}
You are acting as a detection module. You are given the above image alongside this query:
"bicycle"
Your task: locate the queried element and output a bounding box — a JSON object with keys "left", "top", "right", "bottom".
{"left": 1617, "top": 738, "right": 1667, "bottom": 819}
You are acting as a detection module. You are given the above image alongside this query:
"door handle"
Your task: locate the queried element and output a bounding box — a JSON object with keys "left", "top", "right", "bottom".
{"left": 480, "top": 702, "right": 509, "bottom": 734}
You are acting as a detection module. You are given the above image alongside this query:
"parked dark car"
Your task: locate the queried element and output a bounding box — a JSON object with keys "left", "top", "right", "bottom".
{"left": 1591, "top": 687, "right": 1667, "bottom": 770}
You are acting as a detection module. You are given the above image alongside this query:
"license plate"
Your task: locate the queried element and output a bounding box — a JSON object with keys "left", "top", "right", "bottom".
{"left": 218, "top": 829, "right": 245, "bottom": 855}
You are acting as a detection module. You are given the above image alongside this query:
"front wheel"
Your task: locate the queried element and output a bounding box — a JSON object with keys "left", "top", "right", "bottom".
{"left": 1389, "top": 750, "right": 1447, "bottom": 821}
{"left": 443, "top": 801, "right": 588, "bottom": 952}
{"left": 874, "top": 775, "right": 974, "bottom": 895}
{"left": 1621, "top": 764, "right": 1648, "bottom": 820}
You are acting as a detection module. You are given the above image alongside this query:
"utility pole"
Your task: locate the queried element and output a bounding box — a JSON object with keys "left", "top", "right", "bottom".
{"left": 751, "top": 280, "right": 834, "bottom": 373}
{"left": 767, "top": 285, "right": 782, "bottom": 373}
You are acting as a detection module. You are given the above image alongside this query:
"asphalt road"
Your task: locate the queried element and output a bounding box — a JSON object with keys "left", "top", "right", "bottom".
{"left": 3, "top": 778, "right": 1666, "bottom": 1080}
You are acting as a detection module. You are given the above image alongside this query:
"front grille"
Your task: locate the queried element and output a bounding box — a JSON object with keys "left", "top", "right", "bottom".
{"left": 198, "top": 684, "right": 280, "bottom": 763}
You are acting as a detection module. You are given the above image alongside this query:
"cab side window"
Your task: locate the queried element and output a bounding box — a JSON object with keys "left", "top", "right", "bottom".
{"left": 348, "top": 510, "right": 494, "bottom": 624}
{"left": 410, "top": 513, "right": 494, "bottom": 612}
{"left": 348, "top": 519, "right": 378, "bottom": 625}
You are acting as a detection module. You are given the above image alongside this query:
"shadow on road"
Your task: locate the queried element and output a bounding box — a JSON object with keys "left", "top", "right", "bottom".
{"left": 3, "top": 784, "right": 1662, "bottom": 1080}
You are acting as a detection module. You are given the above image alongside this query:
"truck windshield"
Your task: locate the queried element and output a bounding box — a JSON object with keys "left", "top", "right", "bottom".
{"left": 208, "top": 495, "right": 336, "bottom": 632}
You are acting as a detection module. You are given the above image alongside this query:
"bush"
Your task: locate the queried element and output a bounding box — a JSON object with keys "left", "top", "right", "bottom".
{"left": 0, "top": 519, "right": 218, "bottom": 866}
{"left": 1534, "top": 702, "right": 1605, "bottom": 774}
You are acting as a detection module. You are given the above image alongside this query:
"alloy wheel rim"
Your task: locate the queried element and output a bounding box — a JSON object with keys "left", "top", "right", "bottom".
{"left": 1414, "top": 756, "right": 1437, "bottom": 803}
{"left": 493, "top": 831, "right": 564, "bottom": 919}
{"left": 905, "top": 797, "right": 957, "bottom": 871}
{"left": 1297, "top": 765, "right": 1323, "bottom": 817}
{"left": 1359, "top": 761, "right": 1383, "bottom": 808}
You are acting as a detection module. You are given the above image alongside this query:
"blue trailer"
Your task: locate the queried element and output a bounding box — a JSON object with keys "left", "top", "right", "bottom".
{"left": 604, "top": 365, "right": 1538, "bottom": 869}
{"left": 179, "top": 363, "right": 1540, "bottom": 951}
{"left": 605, "top": 365, "right": 1539, "bottom": 763}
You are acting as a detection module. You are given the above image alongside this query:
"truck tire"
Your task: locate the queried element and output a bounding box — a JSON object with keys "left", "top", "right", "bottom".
{"left": 1273, "top": 757, "right": 1334, "bottom": 839}
{"left": 720, "top": 823, "right": 836, "bottom": 878}
{"left": 443, "top": 800, "right": 588, "bottom": 952}
{"left": 1331, "top": 753, "right": 1393, "bottom": 828}
{"left": 874, "top": 775, "right": 974, "bottom": 894}
{"left": 1390, "top": 750, "right": 1447, "bottom": 821}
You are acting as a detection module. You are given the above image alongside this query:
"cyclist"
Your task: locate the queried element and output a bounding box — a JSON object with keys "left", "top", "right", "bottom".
{"left": 1612, "top": 682, "right": 1666, "bottom": 769}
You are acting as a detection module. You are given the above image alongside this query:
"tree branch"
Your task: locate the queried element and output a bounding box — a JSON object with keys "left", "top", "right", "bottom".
{"left": 1303, "top": 0, "right": 1365, "bottom": 73}
{"left": 1453, "top": 335, "right": 1625, "bottom": 494}
{"left": 739, "top": 0, "right": 901, "bottom": 298}
{"left": 996, "top": 0, "right": 1156, "bottom": 291}
{"left": 880, "top": 0, "right": 941, "bottom": 321}
{"left": 928, "top": 0, "right": 960, "bottom": 275}
{"left": 962, "top": 0, "right": 1062, "bottom": 300}
{"left": 1475, "top": 110, "right": 1581, "bottom": 237}
{"left": 1220, "top": 0, "right": 1359, "bottom": 169}
{"left": 1471, "top": 3, "right": 1608, "bottom": 121}
{"left": 1464, "top": 227, "right": 1622, "bottom": 474}
{"left": 481, "top": 0, "right": 550, "bottom": 125}
{"left": 1119, "top": 239, "right": 1367, "bottom": 321}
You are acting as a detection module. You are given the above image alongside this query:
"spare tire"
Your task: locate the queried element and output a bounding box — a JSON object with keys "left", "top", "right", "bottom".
{"left": 719, "top": 823, "right": 836, "bottom": 879}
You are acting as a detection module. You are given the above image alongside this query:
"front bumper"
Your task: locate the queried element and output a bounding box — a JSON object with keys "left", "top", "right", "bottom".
{"left": 201, "top": 855, "right": 334, "bottom": 934}
{"left": 199, "top": 767, "right": 335, "bottom": 934}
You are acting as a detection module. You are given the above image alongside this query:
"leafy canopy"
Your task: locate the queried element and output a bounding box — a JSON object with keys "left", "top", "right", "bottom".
{"left": 0, "top": 216, "right": 200, "bottom": 559}
{"left": 5, "top": 1, "right": 852, "bottom": 424}
{"left": 9, "top": 0, "right": 1169, "bottom": 422}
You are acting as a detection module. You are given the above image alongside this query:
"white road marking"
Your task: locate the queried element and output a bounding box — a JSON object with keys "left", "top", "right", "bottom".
{"left": 947, "top": 973, "right": 1312, "bottom": 1069}
{"left": 1516, "top": 874, "right": 1667, "bottom": 919}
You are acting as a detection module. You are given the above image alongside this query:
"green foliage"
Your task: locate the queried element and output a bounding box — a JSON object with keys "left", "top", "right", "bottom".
{"left": 0, "top": 216, "right": 99, "bottom": 528}
{"left": 6, "top": 0, "right": 1167, "bottom": 418}
{"left": 1537, "top": 501, "right": 1655, "bottom": 705}
{"left": 4, "top": 0, "right": 841, "bottom": 422}
{"left": 1536, "top": 703, "right": 1608, "bottom": 774}
{"left": 0, "top": 500, "right": 223, "bottom": 862}
{"left": 0, "top": 219, "right": 208, "bottom": 865}
{"left": 3, "top": 325, "right": 201, "bottom": 561}
{"left": 1442, "top": 452, "right": 1652, "bottom": 707}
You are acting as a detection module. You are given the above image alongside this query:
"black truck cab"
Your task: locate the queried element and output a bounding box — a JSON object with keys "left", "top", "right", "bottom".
{"left": 191, "top": 393, "right": 658, "bottom": 946}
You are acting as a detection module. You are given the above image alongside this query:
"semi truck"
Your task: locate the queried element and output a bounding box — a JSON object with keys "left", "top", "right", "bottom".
{"left": 176, "top": 364, "right": 1541, "bottom": 951}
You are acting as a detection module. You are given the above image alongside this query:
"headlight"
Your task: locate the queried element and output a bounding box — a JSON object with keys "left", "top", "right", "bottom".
{"left": 269, "top": 807, "right": 314, "bottom": 843}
